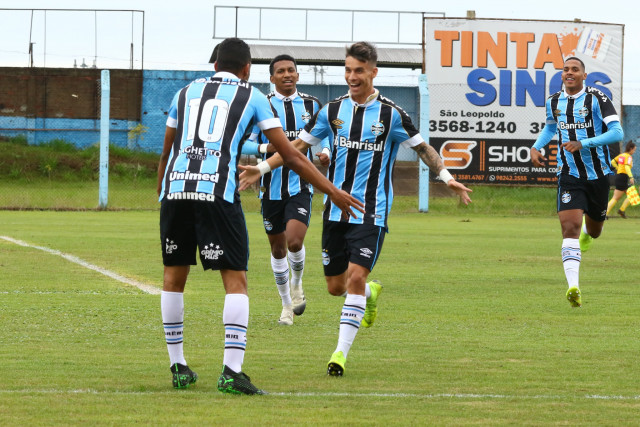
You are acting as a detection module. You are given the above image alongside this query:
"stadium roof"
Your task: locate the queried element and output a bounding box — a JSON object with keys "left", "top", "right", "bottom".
{"left": 247, "top": 44, "right": 423, "bottom": 70}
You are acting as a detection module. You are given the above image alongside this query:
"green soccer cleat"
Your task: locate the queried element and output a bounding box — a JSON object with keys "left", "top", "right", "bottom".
{"left": 579, "top": 217, "right": 593, "bottom": 252}
{"left": 217, "top": 365, "right": 267, "bottom": 395}
{"left": 361, "top": 280, "right": 383, "bottom": 328}
{"left": 171, "top": 363, "right": 198, "bottom": 389}
{"left": 566, "top": 286, "right": 582, "bottom": 308}
{"left": 327, "top": 351, "right": 346, "bottom": 376}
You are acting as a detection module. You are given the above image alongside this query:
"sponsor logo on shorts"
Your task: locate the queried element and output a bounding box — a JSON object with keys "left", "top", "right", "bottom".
{"left": 166, "top": 192, "right": 215, "bottom": 201}
{"left": 322, "top": 250, "right": 330, "bottom": 266}
{"left": 359, "top": 247, "right": 373, "bottom": 259}
{"left": 201, "top": 243, "right": 224, "bottom": 260}
{"left": 263, "top": 220, "right": 273, "bottom": 231}
{"left": 561, "top": 192, "right": 571, "bottom": 203}
{"left": 297, "top": 207, "right": 308, "bottom": 216}
{"left": 165, "top": 238, "right": 178, "bottom": 254}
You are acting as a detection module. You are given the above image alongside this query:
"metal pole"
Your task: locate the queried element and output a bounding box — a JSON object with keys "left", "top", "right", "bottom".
{"left": 418, "top": 74, "right": 430, "bottom": 212}
{"left": 99, "top": 70, "right": 110, "bottom": 209}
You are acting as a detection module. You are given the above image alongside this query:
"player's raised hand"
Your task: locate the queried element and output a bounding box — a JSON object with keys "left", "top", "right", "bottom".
{"left": 530, "top": 147, "right": 547, "bottom": 167}
{"left": 315, "top": 151, "right": 330, "bottom": 167}
{"left": 447, "top": 180, "right": 472, "bottom": 205}
{"left": 561, "top": 140, "right": 583, "bottom": 153}
{"left": 238, "top": 164, "right": 262, "bottom": 190}
{"left": 327, "top": 188, "right": 365, "bottom": 219}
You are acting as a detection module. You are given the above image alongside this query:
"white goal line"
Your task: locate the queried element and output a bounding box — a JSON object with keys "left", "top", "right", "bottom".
{"left": 0, "top": 235, "right": 161, "bottom": 295}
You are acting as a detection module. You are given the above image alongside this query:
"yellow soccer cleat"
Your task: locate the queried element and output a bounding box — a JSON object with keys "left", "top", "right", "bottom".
{"left": 566, "top": 286, "right": 582, "bottom": 308}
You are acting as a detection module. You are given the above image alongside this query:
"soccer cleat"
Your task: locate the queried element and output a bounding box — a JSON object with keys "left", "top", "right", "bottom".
{"left": 327, "top": 351, "right": 346, "bottom": 376}
{"left": 618, "top": 209, "right": 627, "bottom": 219}
{"left": 171, "top": 363, "right": 198, "bottom": 389}
{"left": 291, "top": 286, "right": 306, "bottom": 316}
{"left": 566, "top": 286, "right": 582, "bottom": 308}
{"left": 361, "top": 280, "right": 383, "bottom": 328}
{"left": 217, "top": 365, "right": 267, "bottom": 395}
{"left": 278, "top": 304, "right": 294, "bottom": 325}
{"left": 578, "top": 218, "right": 593, "bottom": 252}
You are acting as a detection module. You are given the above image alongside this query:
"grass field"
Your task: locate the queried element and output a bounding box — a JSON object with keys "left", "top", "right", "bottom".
{"left": 1, "top": 205, "right": 639, "bottom": 425}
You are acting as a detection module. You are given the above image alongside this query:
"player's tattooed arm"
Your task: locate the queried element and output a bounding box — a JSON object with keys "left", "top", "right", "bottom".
{"left": 412, "top": 142, "right": 444, "bottom": 174}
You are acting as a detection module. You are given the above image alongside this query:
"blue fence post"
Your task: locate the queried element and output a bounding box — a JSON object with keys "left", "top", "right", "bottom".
{"left": 99, "top": 70, "right": 110, "bottom": 209}
{"left": 418, "top": 74, "right": 430, "bottom": 212}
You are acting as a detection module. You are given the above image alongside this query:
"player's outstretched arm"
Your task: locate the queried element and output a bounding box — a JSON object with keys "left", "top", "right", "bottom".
{"left": 412, "top": 142, "right": 472, "bottom": 205}
{"left": 240, "top": 127, "right": 364, "bottom": 217}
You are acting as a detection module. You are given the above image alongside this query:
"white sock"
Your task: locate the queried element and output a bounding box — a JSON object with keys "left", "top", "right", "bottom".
{"left": 223, "top": 294, "right": 249, "bottom": 373}
{"left": 335, "top": 294, "right": 366, "bottom": 358}
{"left": 271, "top": 255, "right": 292, "bottom": 306}
{"left": 562, "top": 238, "right": 581, "bottom": 288}
{"left": 161, "top": 291, "right": 187, "bottom": 366}
{"left": 582, "top": 220, "right": 589, "bottom": 235}
{"left": 365, "top": 282, "right": 371, "bottom": 299}
{"left": 288, "top": 246, "right": 305, "bottom": 288}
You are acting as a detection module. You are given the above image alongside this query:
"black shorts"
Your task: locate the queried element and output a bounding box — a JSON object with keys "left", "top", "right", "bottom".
{"left": 614, "top": 173, "right": 630, "bottom": 191}
{"left": 261, "top": 191, "right": 312, "bottom": 235}
{"left": 321, "top": 221, "right": 386, "bottom": 276}
{"left": 160, "top": 198, "right": 249, "bottom": 271}
{"left": 557, "top": 174, "right": 610, "bottom": 222}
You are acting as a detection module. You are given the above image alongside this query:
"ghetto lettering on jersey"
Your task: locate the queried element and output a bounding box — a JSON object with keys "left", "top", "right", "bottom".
{"left": 181, "top": 146, "right": 222, "bottom": 160}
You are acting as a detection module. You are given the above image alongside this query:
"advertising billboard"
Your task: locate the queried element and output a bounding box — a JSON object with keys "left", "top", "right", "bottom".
{"left": 425, "top": 18, "right": 624, "bottom": 184}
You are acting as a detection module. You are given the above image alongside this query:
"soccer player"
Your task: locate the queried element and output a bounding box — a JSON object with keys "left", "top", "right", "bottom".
{"left": 530, "top": 56, "right": 624, "bottom": 308}
{"left": 606, "top": 140, "right": 636, "bottom": 218}
{"left": 239, "top": 41, "right": 472, "bottom": 376}
{"left": 156, "top": 38, "right": 363, "bottom": 394}
{"left": 242, "top": 55, "right": 331, "bottom": 326}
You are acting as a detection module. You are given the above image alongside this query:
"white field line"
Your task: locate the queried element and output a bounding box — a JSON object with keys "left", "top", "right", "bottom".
{"left": 0, "top": 235, "right": 160, "bottom": 295}
{"left": 0, "top": 389, "right": 639, "bottom": 400}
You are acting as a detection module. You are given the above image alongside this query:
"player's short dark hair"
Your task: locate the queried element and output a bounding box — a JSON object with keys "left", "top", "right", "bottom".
{"left": 564, "top": 56, "right": 586, "bottom": 71}
{"left": 216, "top": 38, "right": 251, "bottom": 74}
{"left": 269, "top": 54, "right": 297, "bottom": 76}
{"left": 208, "top": 44, "right": 219, "bottom": 64}
{"left": 625, "top": 140, "right": 636, "bottom": 152}
{"left": 346, "top": 41, "right": 377, "bottom": 65}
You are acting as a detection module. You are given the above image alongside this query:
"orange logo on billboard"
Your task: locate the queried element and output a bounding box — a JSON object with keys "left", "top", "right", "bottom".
{"left": 440, "top": 141, "right": 477, "bottom": 169}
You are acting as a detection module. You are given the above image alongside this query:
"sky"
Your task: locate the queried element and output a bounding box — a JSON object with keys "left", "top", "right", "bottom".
{"left": 1, "top": 0, "right": 639, "bottom": 103}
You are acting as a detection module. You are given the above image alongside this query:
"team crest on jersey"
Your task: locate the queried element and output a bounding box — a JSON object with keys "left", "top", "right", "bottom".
{"left": 578, "top": 107, "right": 589, "bottom": 117}
{"left": 331, "top": 119, "right": 344, "bottom": 129}
{"left": 301, "top": 111, "right": 311, "bottom": 123}
{"left": 371, "top": 121, "right": 385, "bottom": 136}
{"left": 561, "top": 192, "right": 571, "bottom": 204}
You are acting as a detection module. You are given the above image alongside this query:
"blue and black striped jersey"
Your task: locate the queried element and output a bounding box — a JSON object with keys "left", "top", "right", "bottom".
{"left": 249, "top": 91, "right": 328, "bottom": 200}
{"left": 160, "top": 72, "right": 281, "bottom": 203}
{"left": 299, "top": 90, "right": 422, "bottom": 230}
{"left": 546, "top": 86, "right": 619, "bottom": 180}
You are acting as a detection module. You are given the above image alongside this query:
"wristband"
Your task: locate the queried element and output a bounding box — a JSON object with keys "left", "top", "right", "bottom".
{"left": 257, "top": 160, "right": 271, "bottom": 176}
{"left": 259, "top": 144, "right": 268, "bottom": 154}
{"left": 439, "top": 169, "right": 454, "bottom": 184}
{"left": 321, "top": 147, "right": 331, "bottom": 156}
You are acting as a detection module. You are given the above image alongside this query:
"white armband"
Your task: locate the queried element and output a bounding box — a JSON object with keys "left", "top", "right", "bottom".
{"left": 257, "top": 160, "right": 271, "bottom": 176}
{"left": 259, "top": 144, "right": 269, "bottom": 154}
{"left": 321, "top": 147, "right": 331, "bottom": 156}
{"left": 439, "top": 169, "right": 454, "bottom": 184}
